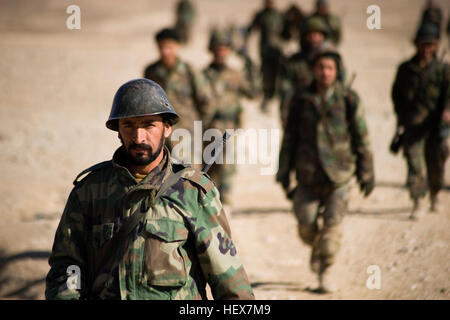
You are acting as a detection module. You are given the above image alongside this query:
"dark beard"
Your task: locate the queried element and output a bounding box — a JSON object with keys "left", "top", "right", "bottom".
{"left": 124, "top": 131, "right": 165, "bottom": 166}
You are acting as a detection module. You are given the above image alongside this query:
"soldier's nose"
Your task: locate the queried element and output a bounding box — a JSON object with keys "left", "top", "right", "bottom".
{"left": 134, "top": 128, "right": 146, "bottom": 143}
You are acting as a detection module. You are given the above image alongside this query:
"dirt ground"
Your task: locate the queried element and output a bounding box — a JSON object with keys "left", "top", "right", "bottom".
{"left": 0, "top": 0, "right": 449, "bottom": 300}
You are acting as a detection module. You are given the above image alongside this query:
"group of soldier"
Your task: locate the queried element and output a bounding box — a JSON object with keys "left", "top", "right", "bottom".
{"left": 45, "top": 0, "right": 449, "bottom": 299}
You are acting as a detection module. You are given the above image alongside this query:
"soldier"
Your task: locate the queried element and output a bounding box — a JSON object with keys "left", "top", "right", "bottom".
{"left": 203, "top": 29, "right": 260, "bottom": 210}
{"left": 308, "top": 0, "right": 342, "bottom": 46}
{"left": 391, "top": 22, "right": 450, "bottom": 219}
{"left": 419, "top": 0, "right": 443, "bottom": 32}
{"left": 143, "top": 28, "right": 211, "bottom": 165}
{"left": 281, "top": 1, "right": 305, "bottom": 43}
{"left": 246, "top": 0, "right": 285, "bottom": 113}
{"left": 175, "top": 0, "right": 196, "bottom": 44}
{"left": 45, "top": 79, "right": 254, "bottom": 300}
{"left": 276, "top": 47, "right": 375, "bottom": 293}
{"left": 278, "top": 17, "right": 330, "bottom": 126}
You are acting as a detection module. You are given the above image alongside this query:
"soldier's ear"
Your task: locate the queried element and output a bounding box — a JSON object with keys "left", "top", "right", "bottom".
{"left": 163, "top": 121, "right": 172, "bottom": 138}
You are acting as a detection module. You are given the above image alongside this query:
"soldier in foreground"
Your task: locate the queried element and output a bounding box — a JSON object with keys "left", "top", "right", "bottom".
{"left": 143, "top": 28, "right": 211, "bottom": 164}
{"left": 174, "top": 0, "right": 196, "bottom": 44}
{"left": 45, "top": 79, "right": 254, "bottom": 300}
{"left": 203, "top": 29, "right": 260, "bottom": 211}
{"left": 276, "top": 47, "right": 375, "bottom": 293}
{"left": 246, "top": 0, "right": 284, "bottom": 113}
{"left": 308, "top": 0, "right": 341, "bottom": 46}
{"left": 391, "top": 23, "right": 450, "bottom": 219}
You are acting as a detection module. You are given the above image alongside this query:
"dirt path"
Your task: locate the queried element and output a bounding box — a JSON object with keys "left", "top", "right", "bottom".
{"left": 0, "top": 0, "right": 449, "bottom": 299}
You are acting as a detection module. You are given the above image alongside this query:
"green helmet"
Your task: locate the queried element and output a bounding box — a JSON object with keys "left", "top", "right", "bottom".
{"left": 414, "top": 22, "right": 440, "bottom": 44}
{"left": 208, "top": 29, "right": 233, "bottom": 51}
{"left": 311, "top": 42, "right": 345, "bottom": 81}
{"left": 301, "top": 17, "right": 329, "bottom": 36}
{"left": 106, "top": 78, "right": 179, "bottom": 131}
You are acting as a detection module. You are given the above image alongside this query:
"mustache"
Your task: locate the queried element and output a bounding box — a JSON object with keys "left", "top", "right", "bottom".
{"left": 128, "top": 143, "right": 152, "bottom": 151}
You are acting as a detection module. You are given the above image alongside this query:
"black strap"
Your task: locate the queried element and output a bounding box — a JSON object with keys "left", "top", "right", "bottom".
{"left": 73, "top": 161, "right": 112, "bottom": 185}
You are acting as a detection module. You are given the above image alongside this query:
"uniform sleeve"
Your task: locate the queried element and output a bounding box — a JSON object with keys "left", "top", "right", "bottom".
{"left": 189, "top": 185, "right": 254, "bottom": 300}
{"left": 439, "top": 64, "right": 450, "bottom": 138}
{"left": 391, "top": 64, "right": 407, "bottom": 126}
{"left": 191, "top": 68, "right": 215, "bottom": 125}
{"left": 276, "top": 96, "right": 298, "bottom": 187}
{"left": 45, "top": 189, "right": 88, "bottom": 300}
{"left": 346, "top": 91, "right": 374, "bottom": 183}
{"left": 239, "top": 57, "right": 261, "bottom": 99}
{"left": 278, "top": 61, "right": 294, "bottom": 124}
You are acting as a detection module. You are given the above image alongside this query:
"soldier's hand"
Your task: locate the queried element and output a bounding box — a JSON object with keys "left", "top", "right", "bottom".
{"left": 359, "top": 176, "right": 375, "bottom": 198}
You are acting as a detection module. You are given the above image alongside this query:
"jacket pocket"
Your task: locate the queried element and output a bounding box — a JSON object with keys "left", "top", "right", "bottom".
{"left": 91, "top": 222, "right": 115, "bottom": 249}
{"left": 142, "top": 218, "right": 189, "bottom": 287}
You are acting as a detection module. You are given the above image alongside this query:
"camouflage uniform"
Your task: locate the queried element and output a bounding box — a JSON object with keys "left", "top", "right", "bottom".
{"left": 276, "top": 81, "right": 374, "bottom": 276}
{"left": 203, "top": 58, "right": 260, "bottom": 204}
{"left": 278, "top": 19, "right": 330, "bottom": 125}
{"left": 308, "top": 3, "right": 342, "bottom": 46}
{"left": 247, "top": 4, "right": 285, "bottom": 109}
{"left": 175, "top": 0, "right": 196, "bottom": 44}
{"left": 46, "top": 146, "right": 254, "bottom": 300}
{"left": 144, "top": 59, "right": 211, "bottom": 164}
{"left": 391, "top": 55, "right": 450, "bottom": 203}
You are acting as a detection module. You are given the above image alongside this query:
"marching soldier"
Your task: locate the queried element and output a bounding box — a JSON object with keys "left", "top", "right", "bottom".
{"left": 246, "top": 0, "right": 285, "bottom": 113}
{"left": 175, "top": 0, "right": 196, "bottom": 44}
{"left": 391, "top": 22, "right": 450, "bottom": 219}
{"left": 45, "top": 79, "right": 254, "bottom": 300}
{"left": 308, "top": 0, "right": 342, "bottom": 46}
{"left": 203, "top": 29, "right": 260, "bottom": 210}
{"left": 276, "top": 46, "right": 374, "bottom": 293}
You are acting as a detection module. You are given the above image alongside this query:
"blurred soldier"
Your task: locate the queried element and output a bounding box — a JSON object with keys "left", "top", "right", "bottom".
{"left": 419, "top": 0, "right": 443, "bottom": 32}
{"left": 175, "top": 0, "right": 196, "bottom": 44}
{"left": 276, "top": 47, "right": 375, "bottom": 293}
{"left": 308, "top": 0, "right": 342, "bottom": 46}
{"left": 391, "top": 22, "right": 450, "bottom": 219}
{"left": 246, "top": 0, "right": 285, "bottom": 112}
{"left": 143, "top": 28, "right": 211, "bottom": 165}
{"left": 45, "top": 79, "right": 254, "bottom": 300}
{"left": 278, "top": 17, "right": 330, "bottom": 126}
{"left": 203, "top": 29, "right": 260, "bottom": 209}
{"left": 281, "top": 1, "right": 305, "bottom": 42}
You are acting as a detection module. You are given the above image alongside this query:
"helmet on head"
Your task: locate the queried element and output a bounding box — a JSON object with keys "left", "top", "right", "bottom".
{"left": 106, "top": 78, "right": 179, "bottom": 131}
{"left": 311, "top": 42, "right": 345, "bottom": 81}
{"left": 208, "top": 29, "right": 233, "bottom": 51}
{"left": 301, "top": 17, "right": 329, "bottom": 37}
{"left": 414, "top": 22, "right": 440, "bottom": 44}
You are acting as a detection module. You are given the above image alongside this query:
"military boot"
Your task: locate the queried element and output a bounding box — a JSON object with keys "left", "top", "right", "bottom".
{"left": 317, "top": 264, "right": 336, "bottom": 294}
{"left": 409, "top": 198, "right": 426, "bottom": 220}
{"left": 430, "top": 194, "right": 441, "bottom": 213}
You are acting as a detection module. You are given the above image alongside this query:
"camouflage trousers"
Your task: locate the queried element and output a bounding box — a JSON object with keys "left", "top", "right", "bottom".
{"left": 402, "top": 132, "right": 449, "bottom": 200}
{"left": 292, "top": 183, "right": 349, "bottom": 273}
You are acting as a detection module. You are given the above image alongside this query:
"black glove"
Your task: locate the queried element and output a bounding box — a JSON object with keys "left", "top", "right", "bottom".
{"left": 359, "top": 175, "right": 375, "bottom": 197}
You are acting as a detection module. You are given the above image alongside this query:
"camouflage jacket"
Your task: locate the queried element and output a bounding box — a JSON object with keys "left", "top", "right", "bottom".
{"left": 277, "top": 81, "right": 374, "bottom": 187}
{"left": 203, "top": 62, "right": 260, "bottom": 130}
{"left": 392, "top": 55, "right": 450, "bottom": 138}
{"left": 247, "top": 7, "right": 285, "bottom": 52}
{"left": 45, "top": 147, "right": 254, "bottom": 300}
{"left": 144, "top": 59, "right": 212, "bottom": 133}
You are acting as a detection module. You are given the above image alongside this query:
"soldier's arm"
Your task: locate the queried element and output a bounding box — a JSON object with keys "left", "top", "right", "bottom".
{"left": 45, "top": 189, "right": 88, "bottom": 300}
{"left": 189, "top": 182, "right": 254, "bottom": 300}
{"left": 439, "top": 64, "right": 450, "bottom": 138}
{"left": 346, "top": 91, "right": 374, "bottom": 185}
{"left": 391, "top": 64, "right": 407, "bottom": 125}
{"left": 191, "top": 68, "right": 215, "bottom": 125}
{"left": 239, "top": 59, "right": 261, "bottom": 99}
{"left": 276, "top": 96, "right": 298, "bottom": 189}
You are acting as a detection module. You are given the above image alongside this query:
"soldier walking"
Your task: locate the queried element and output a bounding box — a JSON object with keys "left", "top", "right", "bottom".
{"left": 246, "top": 0, "right": 285, "bottom": 113}
{"left": 175, "top": 0, "right": 196, "bottom": 44}
{"left": 45, "top": 79, "right": 254, "bottom": 300}
{"left": 307, "top": 0, "right": 341, "bottom": 46}
{"left": 276, "top": 46, "right": 375, "bottom": 293}
{"left": 391, "top": 22, "right": 450, "bottom": 219}
{"left": 143, "top": 28, "right": 211, "bottom": 165}
{"left": 203, "top": 29, "right": 260, "bottom": 212}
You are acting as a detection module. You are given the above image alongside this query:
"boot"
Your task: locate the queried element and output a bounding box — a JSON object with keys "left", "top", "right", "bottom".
{"left": 317, "top": 264, "right": 336, "bottom": 294}
{"left": 430, "top": 194, "right": 440, "bottom": 213}
{"left": 409, "top": 198, "right": 426, "bottom": 220}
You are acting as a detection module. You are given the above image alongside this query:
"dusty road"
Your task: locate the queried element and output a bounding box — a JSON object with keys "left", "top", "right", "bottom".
{"left": 0, "top": 0, "right": 449, "bottom": 299}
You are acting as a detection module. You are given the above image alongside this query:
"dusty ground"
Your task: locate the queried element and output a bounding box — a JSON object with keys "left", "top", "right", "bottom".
{"left": 0, "top": 0, "right": 449, "bottom": 300}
